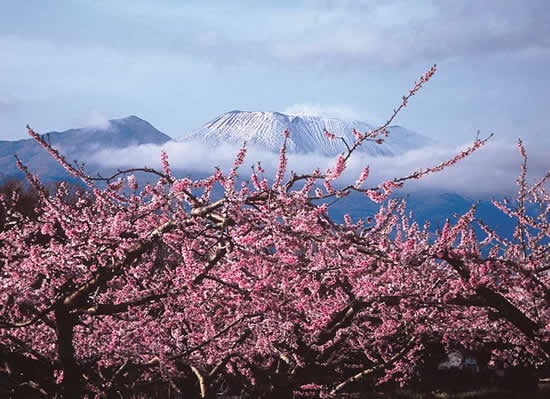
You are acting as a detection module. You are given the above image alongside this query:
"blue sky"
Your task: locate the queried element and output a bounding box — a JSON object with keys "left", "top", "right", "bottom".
{"left": 1, "top": 0, "right": 549, "bottom": 149}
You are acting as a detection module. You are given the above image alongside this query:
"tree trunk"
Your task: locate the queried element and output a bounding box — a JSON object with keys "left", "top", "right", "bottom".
{"left": 268, "top": 373, "right": 293, "bottom": 399}
{"left": 54, "top": 307, "right": 81, "bottom": 398}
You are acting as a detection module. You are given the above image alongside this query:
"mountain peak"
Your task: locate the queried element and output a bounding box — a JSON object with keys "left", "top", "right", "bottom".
{"left": 181, "top": 110, "right": 429, "bottom": 157}
{"left": 0, "top": 116, "right": 172, "bottom": 181}
{"left": 121, "top": 114, "right": 141, "bottom": 120}
{"left": 110, "top": 115, "right": 151, "bottom": 127}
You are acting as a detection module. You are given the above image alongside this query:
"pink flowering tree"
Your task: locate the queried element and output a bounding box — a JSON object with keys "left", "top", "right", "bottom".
{"left": 1, "top": 65, "right": 548, "bottom": 398}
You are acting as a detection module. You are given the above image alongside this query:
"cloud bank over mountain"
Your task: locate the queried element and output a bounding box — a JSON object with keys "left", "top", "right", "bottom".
{"left": 87, "top": 112, "right": 547, "bottom": 198}
{"left": 1, "top": 113, "right": 545, "bottom": 197}
{"left": 90, "top": 136, "right": 547, "bottom": 198}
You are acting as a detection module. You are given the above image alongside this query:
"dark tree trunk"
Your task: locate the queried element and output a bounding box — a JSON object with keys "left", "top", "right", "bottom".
{"left": 54, "top": 307, "right": 81, "bottom": 398}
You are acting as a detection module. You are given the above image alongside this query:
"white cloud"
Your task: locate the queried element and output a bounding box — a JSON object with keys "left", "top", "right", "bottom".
{"left": 77, "top": 110, "right": 112, "bottom": 130}
{"left": 89, "top": 137, "right": 549, "bottom": 198}
{"left": 348, "top": 140, "right": 549, "bottom": 197}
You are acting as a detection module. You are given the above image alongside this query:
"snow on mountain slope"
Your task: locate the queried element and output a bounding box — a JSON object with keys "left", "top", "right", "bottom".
{"left": 180, "top": 110, "right": 430, "bottom": 156}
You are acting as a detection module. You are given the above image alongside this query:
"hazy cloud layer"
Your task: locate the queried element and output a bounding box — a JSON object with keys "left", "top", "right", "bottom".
{"left": 88, "top": 0, "right": 550, "bottom": 66}
{"left": 270, "top": 0, "right": 550, "bottom": 65}
{"left": 90, "top": 138, "right": 548, "bottom": 198}
{"left": 4, "top": 1, "right": 547, "bottom": 67}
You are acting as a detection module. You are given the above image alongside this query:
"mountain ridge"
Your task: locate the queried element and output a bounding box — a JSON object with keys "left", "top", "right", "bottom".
{"left": 0, "top": 115, "right": 171, "bottom": 181}
{"left": 0, "top": 113, "right": 516, "bottom": 238}
{"left": 180, "top": 110, "right": 431, "bottom": 157}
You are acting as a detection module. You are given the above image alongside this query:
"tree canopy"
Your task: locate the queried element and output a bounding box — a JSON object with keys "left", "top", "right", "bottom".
{"left": 1, "top": 66, "right": 548, "bottom": 398}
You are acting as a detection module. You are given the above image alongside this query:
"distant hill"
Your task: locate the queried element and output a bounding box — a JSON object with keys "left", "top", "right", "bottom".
{"left": 0, "top": 115, "right": 171, "bottom": 181}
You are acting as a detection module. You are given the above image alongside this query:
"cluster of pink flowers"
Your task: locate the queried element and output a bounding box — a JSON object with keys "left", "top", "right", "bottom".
{"left": 325, "top": 155, "right": 346, "bottom": 181}
{"left": 354, "top": 166, "right": 370, "bottom": 188}
{"left": 324, "top": 129, "right": 337, "bottom": 140}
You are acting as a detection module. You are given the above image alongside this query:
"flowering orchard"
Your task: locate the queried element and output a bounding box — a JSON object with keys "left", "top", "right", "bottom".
{"left": 1, "top": 66, "right": 549, "bottom": 398}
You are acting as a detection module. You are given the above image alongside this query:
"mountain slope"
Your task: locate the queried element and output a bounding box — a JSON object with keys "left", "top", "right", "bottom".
{"left": 180, "top": 110, "right": 431, "bottom": 156}
{"left": 0, "top": 115, "right": 171, "bottom": 181}
{"left": 0, "top": 113, "right": 515, "bottom": 239}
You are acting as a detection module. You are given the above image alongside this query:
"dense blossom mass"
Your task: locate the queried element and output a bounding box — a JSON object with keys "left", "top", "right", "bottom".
{"left": 0, "top": 66, "right": 549, "bottom": 398}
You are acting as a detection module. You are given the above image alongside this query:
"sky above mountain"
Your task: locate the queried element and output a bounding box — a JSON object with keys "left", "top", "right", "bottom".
{"left": 1, "top": 0, "right": 549, "bottom": 151}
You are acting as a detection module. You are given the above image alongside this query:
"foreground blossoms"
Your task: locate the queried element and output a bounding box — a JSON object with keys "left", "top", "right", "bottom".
{"left": 1, "top": 66, "right": 549, "bottom": 398}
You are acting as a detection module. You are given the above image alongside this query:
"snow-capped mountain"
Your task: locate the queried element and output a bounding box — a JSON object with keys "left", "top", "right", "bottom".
{"left": 0, "top": 115, "right": 171, "bottom": 181}
{"left": 180, "top": 110, "right": 430, "bottom": 156}
{"left": 0, "top": 114, "right": 516, "bottom": 239}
